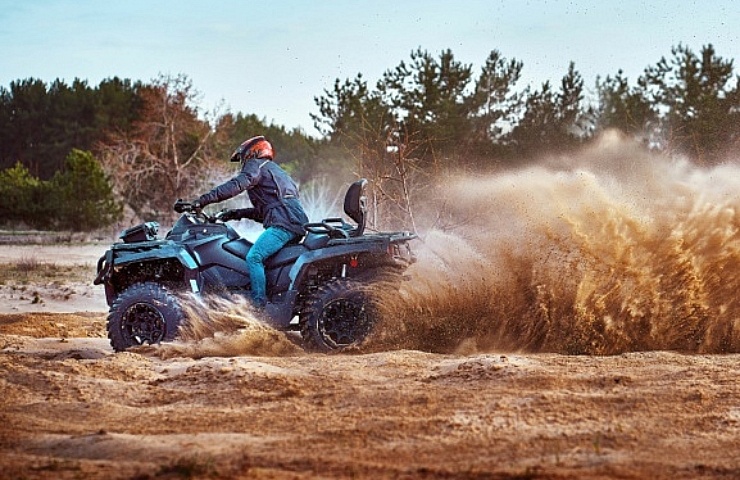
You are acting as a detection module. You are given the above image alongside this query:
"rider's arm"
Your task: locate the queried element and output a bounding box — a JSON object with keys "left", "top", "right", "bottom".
{"left": 197, "top": 159, "right": 263, "bottom": 207}
{"left": 234, "top": 208, "right": 262, "bottom": 222}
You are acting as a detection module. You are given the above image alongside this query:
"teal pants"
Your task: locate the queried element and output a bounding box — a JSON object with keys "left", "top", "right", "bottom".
{"left": 246, "top": 226, "right": 297, "bottom": 307}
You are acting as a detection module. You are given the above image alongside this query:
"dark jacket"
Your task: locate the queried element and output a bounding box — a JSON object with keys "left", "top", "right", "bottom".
{"left": 197, "top": 158, "right": 308, "bottom": 236}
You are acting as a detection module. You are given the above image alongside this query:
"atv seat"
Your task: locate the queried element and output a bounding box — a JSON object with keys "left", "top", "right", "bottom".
{"left": 303, "top": 178, "right": 368, "bottom": 240}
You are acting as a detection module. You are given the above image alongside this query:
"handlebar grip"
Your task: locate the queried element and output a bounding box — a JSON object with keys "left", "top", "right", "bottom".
{"left": 173, "top": 199, "right": 190, "bottom": 213}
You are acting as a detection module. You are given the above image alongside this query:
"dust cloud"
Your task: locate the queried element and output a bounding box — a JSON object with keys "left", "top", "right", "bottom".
{"left": 369, "top": 132, "right": 740, "bottom": 355}
{"left": 138, "top": 294, "right": 302, "bottom": 359}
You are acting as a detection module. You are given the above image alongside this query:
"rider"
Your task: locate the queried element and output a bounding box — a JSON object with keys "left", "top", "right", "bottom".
{"left": 193, "top": 136, "right": 308, "bottom": 308}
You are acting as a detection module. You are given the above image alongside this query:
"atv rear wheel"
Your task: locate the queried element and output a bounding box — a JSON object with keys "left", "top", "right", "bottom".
{"left": 300, "top": 279, "right": 377, "bottom": 353}
{"left": 107, "top": 282, "right": 184, "bottom": 352}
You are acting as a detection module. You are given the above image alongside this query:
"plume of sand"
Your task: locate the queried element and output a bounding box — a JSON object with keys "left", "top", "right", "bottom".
{"left": 369, "top": 134, "right": 740, "bottom": 354}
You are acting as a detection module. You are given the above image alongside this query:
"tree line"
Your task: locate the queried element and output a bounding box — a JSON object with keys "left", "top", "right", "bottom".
{"left": 1, "top": 43, "right": 738, "bottom": 231}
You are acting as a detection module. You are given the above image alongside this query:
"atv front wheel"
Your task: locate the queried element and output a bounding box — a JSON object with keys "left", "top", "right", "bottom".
{"left": 107, "top": 282, "right": 184, "bottom": 352}
{"left": 300, "top": 279, "right": 377, "bottom": 352}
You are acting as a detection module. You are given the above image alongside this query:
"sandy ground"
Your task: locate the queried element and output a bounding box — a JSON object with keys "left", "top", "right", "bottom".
{"left": 0, "top": 244, "right": 109, "bottom": 314}
{"left": 0, "top": 244, "right": 739, "bottom": 479}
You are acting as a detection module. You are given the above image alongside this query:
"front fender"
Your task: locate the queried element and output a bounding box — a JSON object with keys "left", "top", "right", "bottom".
{"left": 111, "top": 240, "right": 198, "bottom": 270}
{"left": 94, "top": 240, "right": 201, "bottom": 304}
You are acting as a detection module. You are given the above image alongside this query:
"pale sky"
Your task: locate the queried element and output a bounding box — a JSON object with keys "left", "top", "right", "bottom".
{"left": 1, "top": 1, "right": 738, "bottom": 136}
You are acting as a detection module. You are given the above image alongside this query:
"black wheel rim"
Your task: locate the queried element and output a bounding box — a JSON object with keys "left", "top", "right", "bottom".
{"left": 319, "top": 297, "right": 372, "bottom": 348}
{"left": 121, "top": 302, "right": 166, "bottom": 345}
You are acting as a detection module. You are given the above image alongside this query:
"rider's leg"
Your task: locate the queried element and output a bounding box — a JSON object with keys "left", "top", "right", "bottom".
{"left": 246, "top": 226, "right": 296, "bottom": 307}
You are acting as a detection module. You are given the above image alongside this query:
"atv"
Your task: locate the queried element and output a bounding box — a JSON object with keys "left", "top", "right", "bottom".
{"left": 94, "top": 179, "right": 416, "bottom": 353}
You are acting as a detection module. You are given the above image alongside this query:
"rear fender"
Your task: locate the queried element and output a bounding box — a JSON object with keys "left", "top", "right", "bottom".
{"left": 288, "top": 240, "right": 394, "bottom": 291}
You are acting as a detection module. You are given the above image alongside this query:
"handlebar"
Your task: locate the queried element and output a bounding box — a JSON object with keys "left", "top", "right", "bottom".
{"left": 172, "top": 199, "right": 215, "bottom": 223}
{"left": 173, "top": 200, "right": 244, "bottom": 224}
{"left": 173, "top": 199, "right": 198, "bottom": 214}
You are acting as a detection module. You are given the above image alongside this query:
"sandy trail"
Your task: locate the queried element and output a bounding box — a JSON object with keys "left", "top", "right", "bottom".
{"left": 1, "top": 312, "right": 739, "bottom": 479}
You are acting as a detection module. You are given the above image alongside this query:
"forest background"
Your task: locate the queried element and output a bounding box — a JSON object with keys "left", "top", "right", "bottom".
{"left": 1, "top": 43, "right": 738, "bottom": 233}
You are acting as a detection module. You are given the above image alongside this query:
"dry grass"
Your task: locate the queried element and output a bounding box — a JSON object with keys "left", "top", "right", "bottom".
{"left": 0, "top": 256, "right": 92, "bottom": 285}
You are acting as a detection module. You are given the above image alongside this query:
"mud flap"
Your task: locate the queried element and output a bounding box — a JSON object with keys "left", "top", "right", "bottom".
{"left": 263, "top": 290, "right": 298, "bottom": 329}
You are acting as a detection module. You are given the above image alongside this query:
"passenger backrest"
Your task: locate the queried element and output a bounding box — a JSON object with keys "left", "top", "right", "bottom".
{"left": 344, "top": 178, "right": 368, "bottom": 237}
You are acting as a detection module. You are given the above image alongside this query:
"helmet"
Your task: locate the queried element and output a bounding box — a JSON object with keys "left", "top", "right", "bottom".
{"left": 230, "top": 136, "right": 274, "bottom": 163}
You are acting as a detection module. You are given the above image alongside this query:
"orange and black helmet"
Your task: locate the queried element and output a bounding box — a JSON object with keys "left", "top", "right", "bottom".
{"left": 230, "top": 136, "right": 274, "bottom": 163}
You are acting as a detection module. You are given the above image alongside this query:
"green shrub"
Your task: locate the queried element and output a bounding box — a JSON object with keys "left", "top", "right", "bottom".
{"left": 49, "top": 149, "right": 122, "bottom": 230}
{"left": 0, "top": 150, "right": 122, "bottom": 231}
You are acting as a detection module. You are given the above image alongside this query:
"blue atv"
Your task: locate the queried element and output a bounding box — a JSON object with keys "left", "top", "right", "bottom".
{"left": 94, "top": 179, "right": 416, "bottom": 352}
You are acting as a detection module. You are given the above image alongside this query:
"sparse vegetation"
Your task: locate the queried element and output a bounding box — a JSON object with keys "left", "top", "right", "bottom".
{"left": 0, "top": 257, "right": 92, "bottom": 284}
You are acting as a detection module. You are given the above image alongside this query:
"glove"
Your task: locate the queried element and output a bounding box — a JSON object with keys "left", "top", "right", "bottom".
{"left": 241, "top": 208, "right": 259, "bottom": 221}
{"left": 219, "top": 209, "right": 241, "bottom": 222}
